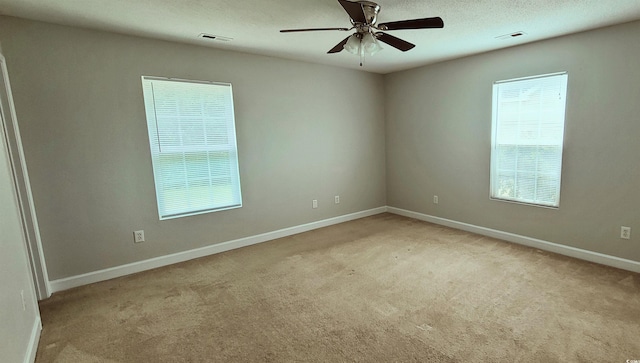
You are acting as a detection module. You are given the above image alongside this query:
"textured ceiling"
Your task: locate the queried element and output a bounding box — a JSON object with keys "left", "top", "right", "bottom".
{"left": 1, "top": 0, "right": 640, "bottom": 74}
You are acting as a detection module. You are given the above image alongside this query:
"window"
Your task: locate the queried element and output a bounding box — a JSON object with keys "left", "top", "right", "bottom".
{"left": 141, "top": 77, "right": 242, "bottom": 219}
{"left": 490, "top": 72, "right": 568, "bottom": 208}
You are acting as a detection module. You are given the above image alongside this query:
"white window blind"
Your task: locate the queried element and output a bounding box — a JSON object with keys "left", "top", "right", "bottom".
{"left": 490, "top": 72, "right": 568, "bottom": 207}
{"left": 141, "top": 77, "right": 242, "bottom": 219}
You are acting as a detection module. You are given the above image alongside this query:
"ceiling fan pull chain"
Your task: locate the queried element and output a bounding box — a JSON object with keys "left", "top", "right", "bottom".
{"left": 359, "top": 37, "right": 365, "bottom": 66}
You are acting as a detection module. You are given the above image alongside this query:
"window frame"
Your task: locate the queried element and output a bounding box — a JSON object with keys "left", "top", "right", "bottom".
{"left": 489, "top": 71, "right": 568, "bottom": 209}
{"left": 141, "top": 76, "right": 242, "bottom": 220}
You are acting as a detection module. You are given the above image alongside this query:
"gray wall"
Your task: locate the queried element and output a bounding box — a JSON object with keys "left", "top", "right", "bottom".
{"left": 0, "top": 16, "right": 387, "bottom": 280}
{"left": 0, "top": 87, "right": 40, "bottom": 362}
{"left": 1, "top": 14, "right": 639, "bottom": 286}
{"left": 385, "top": 20, "right": 640, "bottom": 262}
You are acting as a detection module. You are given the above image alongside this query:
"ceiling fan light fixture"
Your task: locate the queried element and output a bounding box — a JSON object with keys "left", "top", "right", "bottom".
{"left": 362, "top": 32, "right": 383, "bottom": 55}
{"left": 343, "top": 32, "right": 382, "bottom": 57}
{"left": 344, "top": 33, "right": 362, "bottom": 55}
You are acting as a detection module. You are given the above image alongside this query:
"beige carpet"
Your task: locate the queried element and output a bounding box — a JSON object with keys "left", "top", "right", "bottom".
{"left": 36, "top": 213, "right": 640, "bottom": 362}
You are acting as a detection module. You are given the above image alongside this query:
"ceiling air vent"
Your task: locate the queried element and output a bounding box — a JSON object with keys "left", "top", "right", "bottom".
{"left": 198, "top": 33, "right": 233, "bottom": 42}
{"left": 495, "top": 31, "right": 526, "bottom": 40}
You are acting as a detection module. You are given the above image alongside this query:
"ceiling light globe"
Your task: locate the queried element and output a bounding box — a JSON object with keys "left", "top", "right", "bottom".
{"left": 362, "top": 33, "right": 383, "bottom": 56}
{"left": 344, "top": 34, "right": 362, "bottom": 55}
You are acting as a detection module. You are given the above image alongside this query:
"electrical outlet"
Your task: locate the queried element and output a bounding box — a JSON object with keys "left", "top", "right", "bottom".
{"left": 335, "top": 195, "right": 340, "bottom": 204}
{"left": 433, "top": 195, "right": 439, "bottom": 204}
{"left": 312, "top": 200, "right": 318, "bottom": 209}
{"left": 621, "top": 226, "right": 631, "bottom": 240}
{"left": 134, "top": 230, "right": 145, "bottom": 243}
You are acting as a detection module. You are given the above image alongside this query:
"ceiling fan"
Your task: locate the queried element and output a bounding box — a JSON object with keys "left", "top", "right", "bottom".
{"left": 280, "top": 0, "right": 444, "bottom": 65}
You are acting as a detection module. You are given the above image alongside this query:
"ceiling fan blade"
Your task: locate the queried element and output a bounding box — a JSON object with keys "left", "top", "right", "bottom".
{"left": 327, "top": 36, "right": 352, "bottom": 53}
{"left": 338, "top": 0, "right": 367, "bottom": 24}
{"left": 375, "top": 32, "right": 415, "bottom": 52}
{"left": 280, "top": 27, "right": 350, "bottom": 33}
{"left": 377, "top": 17, "right": 444, "bottom": 30}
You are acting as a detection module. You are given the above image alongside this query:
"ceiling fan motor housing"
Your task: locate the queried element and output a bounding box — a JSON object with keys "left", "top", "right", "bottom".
{"left": 355, "top": 1, "right": 381, "bottom": 27}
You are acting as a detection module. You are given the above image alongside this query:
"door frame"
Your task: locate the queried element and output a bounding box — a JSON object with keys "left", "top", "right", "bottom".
{"left": 0, "top": 51, "right": 51, "bottom": 299}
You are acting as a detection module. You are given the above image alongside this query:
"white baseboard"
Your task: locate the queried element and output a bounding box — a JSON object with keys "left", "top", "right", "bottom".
{"left": 25, "top": 316, "right": 41, "bottom": 363}
{"left": 387, "top": 207, "right": 640, "bottom": 274}
{"left": 48, "top": 205, "right": 640, "bottom": 294}
{"left": 49, "top": 207, "right": 387, "bottom": 293}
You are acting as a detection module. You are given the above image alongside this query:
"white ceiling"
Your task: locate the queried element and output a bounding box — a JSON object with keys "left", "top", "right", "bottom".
{"left": 1, "top": 0, "right": 640, "bottom": 74}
